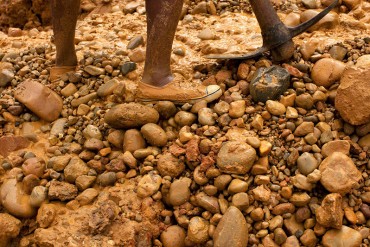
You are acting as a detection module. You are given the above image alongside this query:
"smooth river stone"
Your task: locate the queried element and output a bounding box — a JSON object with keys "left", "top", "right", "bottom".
{"left": 213, "top": 206, "right": 248, "bottom": 247}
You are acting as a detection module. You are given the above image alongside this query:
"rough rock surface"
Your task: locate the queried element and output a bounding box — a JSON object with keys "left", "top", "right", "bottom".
{"left": 104, "top": 103, "right": 159, "bottom": 129}
{"left": 216, "top": 141, "right": 257, "bottom": 174}
{"left": 213, "top": 206, "right": 248, "bottom": 247}
{"left": 335, "top": 65, "right": 370, "bottom": 125}
{"left": 319, "top": 152, "right": 362, "bottom": 194}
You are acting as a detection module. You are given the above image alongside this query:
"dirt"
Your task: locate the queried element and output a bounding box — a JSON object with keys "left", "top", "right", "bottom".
{"left": 0, "top": 0, "right": 370, "bottom": 246}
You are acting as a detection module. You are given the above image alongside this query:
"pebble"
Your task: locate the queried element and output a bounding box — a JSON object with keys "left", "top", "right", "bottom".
{"left": 274, "top": 228, "right": 287, "bottom": 245}
{"left": 154, "top": 101, "right": 177, "bottom": 119}
{"left": 127, "top": 35, "right": 144, "bottom": 49}
{"left": 47, "top": 155, "right": 71, "bottom": 172}
{"left": 96, "top": 172, "right": 116, "bottom": 186}
{"left": 300, "top": 229, "right": 317, "bottom": 247}
{"left": 169, "top": 178, "right": 191, "bottom": 206}
{"left": 319, "top": 152, "right": 362, "bottom": 194}
{"left": 71, "top": 92, "right": 98, "bottom": 107}
{"left": 141, "top": 123, "right": 168, "bottom": 147}
{"left": 22, "top": 157, "right": 45, "bottom": 178}
{"left": 195, "top": 192, "right": 220, "bottom": 214}
{"left": 0, "top": 213, "right": 22, "bottom": 245}
{"left": 104, "top": 103, "right": 159, "bottom": 129}
{"left": 266, "top": 100, "right": 286, "bottom": 116}
{"left": 0, "top": 179, "right": 36, "bottom": 218}
{"left": 75, "top": 175, "right": 96, "bottom": 191}
{"left": 14, "top": 79, "right": 63, "bottom": 122}
{"left": 316, "top": 193, "right": 343, "bottom": 229}
{"left": 358, "top": 134, "right": 370, "bottom": 148}
{"left": 294, "top": 122, "right": 314, "bottom": 136}
{"left": 284, "top": 215, "right": 304, "bottom": 235}
{"left": 286, "top": 106, "right": 298, "bottom": 119}
{"left": 282, "top": 236, "right": 300, "bottom": 247}
{"left": 48, "top": 180, "right": 78, "bottom": 201}
{"left": 120, "top": 62, "right": 137, "bottom": 76}
{"left": 311, "top": 58, "right": 345, "bottom": 88}
{"left": 231, "top": 192, "right": 249, "bottom": 210}
{"left": 300, "top": 10, "right": 339, "bottom": 32}
{"left": 289, "top": 192, "right": 311, "bottom": 207}
{"left": 64, "top": 157, "right": 90, "bottom": 183}
{"left": 329, "top": 45, "right": 347, "bottom": 61}
{"left": 252, "top": 185, "right": 271, "bottom": 202}
{"left": 36, "top": 204, "right": 56, "bottom": 228}
{"left": 250, "top": 65, "right": 290, "bottom": 103}
{"left": 84, "top": 65, "right": 106, "bottom": 76}
{"left": 292, "top": 174, "right": 314, "bottom": 191}
{"left": 216, "top": 141, "right": 257, "bottom": 174}
{"left": 75, "top": 188, "right": 99, "bottom": 206}
{"left": 0, "top": 69, "right": 14, "bottom": 87}
{"left": 187, "top": 216, "right": 209, "bottom": 244}
{"left": 174, "top": 111, "right": 197, "bottom": 127}
{"left": 228, "top": 100, "right": 245, "bottom": 118}
{"left": 297, "top": 152, "right": 318, "bottom": 176}
{"left": 295, "top": 93, "right": 314, "bottom": 110}
{"left": 30, "top": 186, "right": 47, "bottom": 207}
{"left": 322, "top": 226, "right": 362, "bottom": 247}
{"left": 160, "top": 225, "right": 186, "bottom": 247}
{"left": 335, "top": 65, "right": 370, "bottom": 125}
{"left": 213, "top": 206, "right": 248, "bottom": 247}
{"left": 198, "top": 108, "right": 216, "bottom": 125}
{"left": 123, "top": 129, "right": 146, "bottom": 153}
{"left": 83, "top": 124, "right": 103, "bottom": 140}
{"left": 157, "top": 153, "right": 185, "bottom": 177}
{"left": 227, "top": 178, "right": 248, "bottom": 194}
{"left": 137, "top": 172, "right": 162, "bottom": 198}
{"left": 197, "top": 28, "right": 215, "bottom": 40}
{"left": 321, "top": 140, "right": 350, "bottom": 157}
{"left": 97, "top": 78, "right": 119, "bottom": 97}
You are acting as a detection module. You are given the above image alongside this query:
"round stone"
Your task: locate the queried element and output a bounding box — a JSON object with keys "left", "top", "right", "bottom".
{"left": 217, "top": 141, "right": 256, "bottom": 174}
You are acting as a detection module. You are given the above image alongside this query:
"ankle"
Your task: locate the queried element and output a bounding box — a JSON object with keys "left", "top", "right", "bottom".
{"left": 142, "top": 73, "right": 174, "bottom": 87}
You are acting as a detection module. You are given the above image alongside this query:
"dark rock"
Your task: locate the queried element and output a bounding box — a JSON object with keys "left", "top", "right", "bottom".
{"left": 250, "top": 65, "right": 290, "bottom": 103}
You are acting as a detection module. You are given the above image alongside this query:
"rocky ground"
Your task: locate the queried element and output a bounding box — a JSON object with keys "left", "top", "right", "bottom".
{"left": 0, "top": 0, "right": 370, "bottom": 246}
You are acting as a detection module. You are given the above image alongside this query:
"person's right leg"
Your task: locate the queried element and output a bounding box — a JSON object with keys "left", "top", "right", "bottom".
{"left": 50, "top": 0, "right": 80, "bottom": 81}
{"left": 136, "top": 0, "right": 222, "bottom": 104}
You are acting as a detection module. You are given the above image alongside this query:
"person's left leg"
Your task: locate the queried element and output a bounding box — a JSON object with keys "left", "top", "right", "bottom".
{"left": 49, "top": 0, "right": 80, "bottom": 81}
{"left": 137, "top": 0, "right": 222, "bottom": 104}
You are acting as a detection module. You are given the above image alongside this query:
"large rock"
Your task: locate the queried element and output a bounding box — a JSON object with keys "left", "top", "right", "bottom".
{"left": 213, "top": 206, "right": 248, "bottom": 247}
{"left": 316, "top": 193, "right": 343, "bottom": 229}
{"left": 319, "top": 152, "right": 361, "bottom": 194}
{"left": 14, "top": 79, "right": 63, "bottom": 122}
{"left": 217, "top": 141, "right": 257, "bottom": 174}
{"left": 335, "top": 65, "right": 370, "bottom": 125}
{"left": 0, "top": 136, "right": 30, "bottom": 157}
{"left": 311, "top": 58, "right": 345, "bottom": 88}
{"left": 322, "top": 226, "right": 362, "bottom": 247}
{"left": 0, "top": 179, "right": 36, "bottom": 218}
{"left": 249, "top": 65, "right": 290, "bottom": 103}
{"left": 104, "top": 103, "right": 159, "bottom": 129}
{"left": 300, "top": 10, "right": 339, "bottom": 32}
{"left": 0, "top": 213, "right": 22, "bottom": 247}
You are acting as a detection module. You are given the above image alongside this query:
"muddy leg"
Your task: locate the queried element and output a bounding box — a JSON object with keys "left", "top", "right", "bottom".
{"left": 142, "top": 0, "right": 184, "bottom": 87}
{"left": 249, "top": 0, "right": 295, "bottom": 61}
{"left": 51, "top": 0, "right": 80, "bottom": 67}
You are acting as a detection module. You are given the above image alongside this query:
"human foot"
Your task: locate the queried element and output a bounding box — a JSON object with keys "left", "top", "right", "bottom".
{"left": 136, "top": 74, "right": 222, "bottom": 104}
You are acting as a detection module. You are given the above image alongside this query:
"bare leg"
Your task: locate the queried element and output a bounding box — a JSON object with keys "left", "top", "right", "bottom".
{"left": 142, "top": 0, "right": 184, "bottom": 87}
{"left": 51, "top": 0, "right": 80, "bottom": 67}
